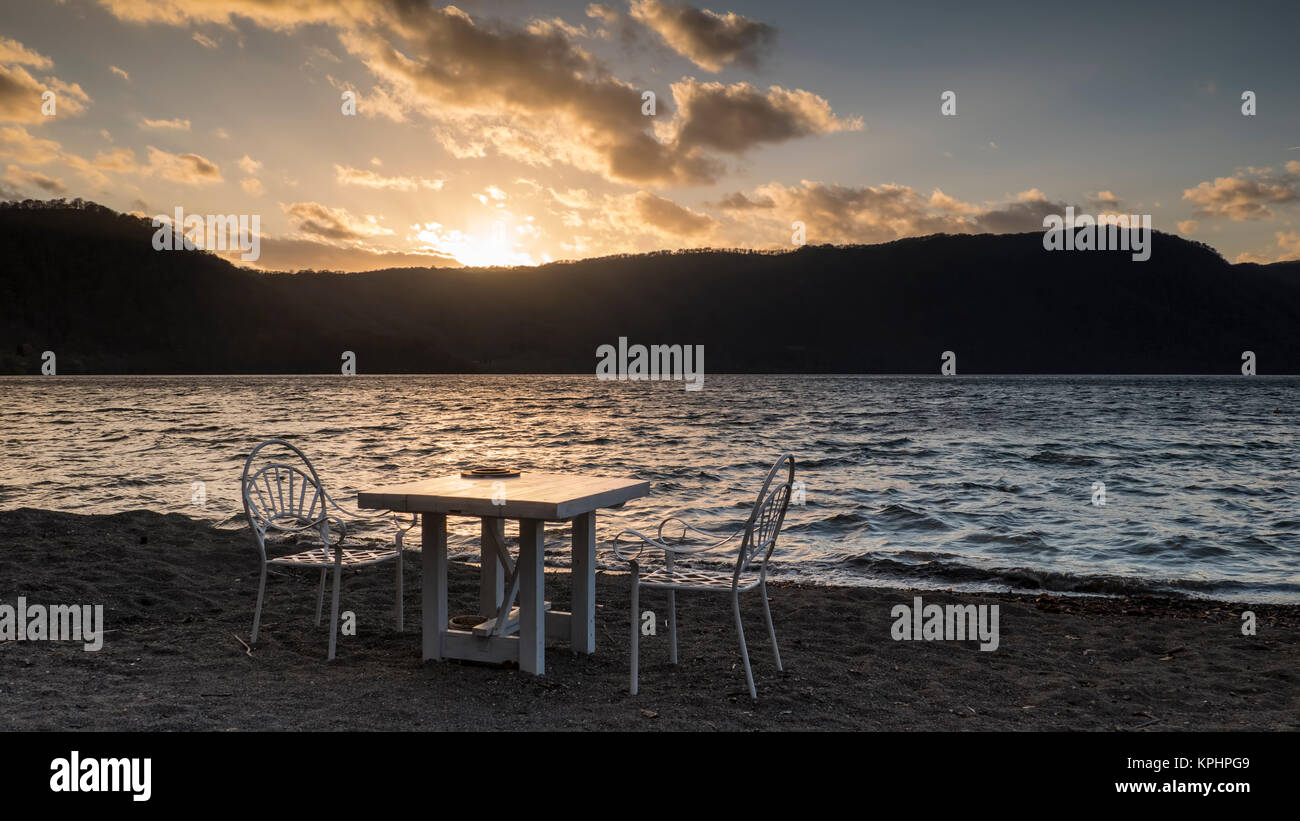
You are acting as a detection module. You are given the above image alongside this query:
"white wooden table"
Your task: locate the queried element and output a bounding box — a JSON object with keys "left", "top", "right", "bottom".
{"left": 358, "top": 472, "right": 650, "bottom": 674}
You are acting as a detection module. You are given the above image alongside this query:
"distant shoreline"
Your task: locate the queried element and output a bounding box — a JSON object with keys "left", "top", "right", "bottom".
{"left": 6, "top": 373, "right": 1300, "bottom": 378}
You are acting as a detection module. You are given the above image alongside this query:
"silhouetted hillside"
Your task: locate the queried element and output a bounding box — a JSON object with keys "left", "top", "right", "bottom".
{"left": 2, "top": 198, "right": 1299, "bottom": 374}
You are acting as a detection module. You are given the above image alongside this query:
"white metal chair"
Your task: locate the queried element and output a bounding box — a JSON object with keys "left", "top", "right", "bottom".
{"left": 241, "top": 438, "right": 415, "bottom": 660}
{"left": 612, "top": 453, "right": 795, "bottom": 699}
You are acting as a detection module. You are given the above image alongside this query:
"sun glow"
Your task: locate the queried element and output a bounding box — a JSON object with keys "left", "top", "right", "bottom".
{"left": 413, "top": 221, "right": 539, "bottom": 268}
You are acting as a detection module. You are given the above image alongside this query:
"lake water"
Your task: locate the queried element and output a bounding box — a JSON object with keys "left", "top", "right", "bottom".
{"left": 2, "top": 374, "right": 1298, "bottom": 602}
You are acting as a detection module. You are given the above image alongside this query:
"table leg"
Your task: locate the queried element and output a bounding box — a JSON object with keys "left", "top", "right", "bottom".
{"left": 480, "top": 518, "right": 505, "bottom": 617}
{"left": 422, "top": 513, "right": 448, "bottom": 661}
{"left": 518, "top": 518, "right": 545, "bottom": 675}
{"left": 570, "top": 512, "right": 596, "bottom": 654}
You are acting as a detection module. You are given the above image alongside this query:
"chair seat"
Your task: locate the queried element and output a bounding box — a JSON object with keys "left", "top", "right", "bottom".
{"left": 268, "top": 545, "right": 399, "bottom": 568}
{"left": 639, "top": 565, "right": 760, "bottom": 591}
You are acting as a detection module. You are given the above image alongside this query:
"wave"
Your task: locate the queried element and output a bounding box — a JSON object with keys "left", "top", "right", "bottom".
{"left": 826, "top": 553, "right": 1300, "bottom": 599}
{"left": 1026, "top": 450, "right": 1100, "bottom": 467}
{"left": 875, "top": 504, "right": 951, "bottom": 531}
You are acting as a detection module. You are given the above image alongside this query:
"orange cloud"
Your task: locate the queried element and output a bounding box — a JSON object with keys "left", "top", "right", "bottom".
{"left": 629, "top": 0, "right": 774, "bottom": 72}
{"left": 1183, "top": 162, "right": 1300, "bottom": 221}
{"left": 144, "top": 146, "right": 222, "bottom": 184}
{"left": 333, "top": 164, "right": 443, "bottom": 191}
{"left": 283, "top": 201, "right": 392, "bottom": 242}
{"left": 4, "top": 163, "right": 66, "bottom": 194}
{"left": 93, "top": 1, "right": 856, "bottom": 188}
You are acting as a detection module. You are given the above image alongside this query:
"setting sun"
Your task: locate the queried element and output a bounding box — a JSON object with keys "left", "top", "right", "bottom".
{"left": 413, "top": 221, "right": 542, "bottom": 268}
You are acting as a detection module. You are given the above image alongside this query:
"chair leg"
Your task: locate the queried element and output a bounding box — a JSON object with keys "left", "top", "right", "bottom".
{"left": 733, "top": 592, "right": 757, "bottom": 700}
{"left": 252, "top": 565, "right": 268, "bottom": 644}
{"left": 315, "top": 568, "right": 326, "bottom": 626}
{"left": 327, "top": 560, "right": 343, "bottom": 661}
{"left": 630, "top": 563, "right": 640, "bottom": 695}
{"left": 395, "top": 550, "right": 404, "bottom": 632}
{"left": 667, "top": 588, "right": 678, "bottom": 664}
{"left": 760, "top": 581, "right": 783, "bottom": 671}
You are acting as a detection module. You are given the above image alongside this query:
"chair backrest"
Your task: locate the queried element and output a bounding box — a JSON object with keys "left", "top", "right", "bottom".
{"left": 733, "top": 453, "right": 795, "bottom": 582}
{"left": 241, "top": 439, "right": 328, "bottom": 557}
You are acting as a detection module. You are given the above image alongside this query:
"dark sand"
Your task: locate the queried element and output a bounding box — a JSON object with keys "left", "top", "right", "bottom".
{"left": 1, "top": 508, "right": 1296, "bottom": 731}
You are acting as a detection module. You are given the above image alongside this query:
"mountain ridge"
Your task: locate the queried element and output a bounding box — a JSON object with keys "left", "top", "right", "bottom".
{"left": 2, "top": 198, "right": 1299, "bottom": 374}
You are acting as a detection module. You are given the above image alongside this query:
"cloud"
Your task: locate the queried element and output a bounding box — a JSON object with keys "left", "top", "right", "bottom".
{"left": 585, "top": 4, "right": 620, "bottom": 26}
{"left": 432, "top": 127, "right": 487, "bottom": 159}
{"left": 526, "top": 17, "right": 593, "bottom": 40}
{"left": 0, "top": 58, "right": 90, "bottom": 123}
{"left": 628, "top": 190, "right": 716, "bottom": 236}
{"left": 974, "top": 196, "right": 1072, "bottom": 234}
{"left": 1183, "top": 161, "right": 1300, "bottom": 221}
{"left": 191, "top": 32, "right": 220, "bottom": 49}
{"left": 714, "top": 190, "right": 774, "bottom": 209}
{"left": 4, "top": 163, "right": 66, "bottom": 194}
{"left": 110, "top": 65, "right": 130, "bottom": 82}
{"left": 92, "top": 145, "right": 137, "bottom": 172}
{"left": 140, "top": 116, "right": 191, "bottom": 130}
{"left": 1236, "top": 231, "right": 1300, "bottom": 264}
{"left": 144, "top": 146, "right": 222, "bottom": 183}
{"left": 549, "top": 187, "right": 595, "bottom": 208}
{"left": 90, "top": 0, "right": 381, "bottom": 28}
{"left": 0, "top": 126, "right": 119, "bottom": 190}
{"left": 334, "top": 163, "right": 444, "bottom": 191}
{"left": 0, "top": 125, "right": 63, "bottom": 164}
{"left": 240, "top": 177, "right": 263, "bottom": 196}
{"left": 327, "top": 75, "right": 409, "bottom": 122}
{"left": 715, "top": 179, "right": 1073, "bottom": 245}
{"left": 334, "top": 8, "right": 728, "bottom": 185}
{"left": 629, "top": 0, "right": 773, "bottom": 72}
{"left": 1177, "top": 219, "right": 1198, "bottom": 235}
{"left": 90, "top": 2, "right": 854, "bottom": 188}
{"left": 0, "top": 37, "right": 52, "bottom": 69}
{"left": 237, "top": 154, "right": 262, "bottom": 175}
{"left": 283, "top": 201, "right": 393, "bottom": 242}
{"left": 1278, "top": 231, "right": 1300, "bottom": 261}
{"left": 242, "top": 236, "right": 462, "bottom": 272}
{"left": 670, "top": 78, "right": 862, "bottom": 153}
{"left": 1088, "top": 189, "right": 1126, "bottom": 213}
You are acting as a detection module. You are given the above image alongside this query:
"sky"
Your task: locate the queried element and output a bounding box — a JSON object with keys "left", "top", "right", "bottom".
{"left": 1, "top": 0, "right": 1298, "bottom": 270}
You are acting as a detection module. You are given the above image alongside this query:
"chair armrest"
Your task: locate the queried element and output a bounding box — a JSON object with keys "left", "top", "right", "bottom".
{"left": 322, "top": 487, "right": 396, "bottom": 521}
{"left": 657, "top": 516, "right": 742, "bottom": 549}
{"left": 609, "top": 527, "right": 722, "bottom": 563}
{"left": 322, "top": 515, "right": 348, "bottom": 549}
{"left": 276, "top": 515, "right": 348, "bottom": 553}
{"left": 263, "top": 513, "right": 333, "bottom": 536}
{"left": 325, "top": 486, "right": 419, "bottom": 535}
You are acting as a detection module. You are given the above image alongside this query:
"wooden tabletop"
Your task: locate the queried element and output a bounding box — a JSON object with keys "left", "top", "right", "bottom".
{"left": 357, "top": 472, "right": 651, "bottom": 520}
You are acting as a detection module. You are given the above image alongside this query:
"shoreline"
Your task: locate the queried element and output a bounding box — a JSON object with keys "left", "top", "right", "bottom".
{"left": 1, "top": 507, "right": 1296, "bottom": 731}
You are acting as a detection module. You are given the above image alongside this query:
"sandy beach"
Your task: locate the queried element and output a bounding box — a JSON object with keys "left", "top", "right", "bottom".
{"left": 1, "top": 507, "right": 1296, "bottom": 731}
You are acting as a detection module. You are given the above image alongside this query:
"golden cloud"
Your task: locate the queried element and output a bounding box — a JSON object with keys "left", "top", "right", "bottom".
{"left": 334, "top": 163, "right": 443, "bottom": 191}
{"left": 629, "top": 0, "right": 774, "bottom": 72}
{"left": 283, "top": 200, "right": 393, "bottom": 242}
{"left": 1183, "top": 162, "right": 1300, "bottom": 221}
